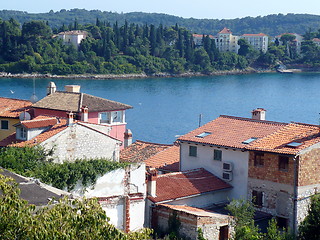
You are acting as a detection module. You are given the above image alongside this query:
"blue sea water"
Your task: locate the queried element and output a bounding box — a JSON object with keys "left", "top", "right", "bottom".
{"left": 1, "top": 73, "right": 320, "bottom": 144}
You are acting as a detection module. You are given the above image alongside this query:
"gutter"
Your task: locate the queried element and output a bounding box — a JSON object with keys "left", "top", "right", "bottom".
{"left": 293, "top": 154, "right": 298, "bottom": 236}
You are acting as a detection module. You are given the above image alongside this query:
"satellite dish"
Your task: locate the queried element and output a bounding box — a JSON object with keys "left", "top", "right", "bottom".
{"left": 30, "top": 93, "right": 38, "bottom": 103}
{"left": 19, "top": 112, "right": 31, "bottom": 121}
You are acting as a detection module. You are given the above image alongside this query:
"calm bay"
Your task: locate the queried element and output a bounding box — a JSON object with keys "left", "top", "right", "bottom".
{"left": 1, "top": 72, "right": 320, "bottom": 144}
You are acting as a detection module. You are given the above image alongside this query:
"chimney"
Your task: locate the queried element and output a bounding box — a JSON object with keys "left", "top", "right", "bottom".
{"left": 67, "top": 112, "right": 74, "bottom": 126}
{"left": 47, "top": 82, "right": 57, "bottom": 95}
{"left": 147, "top": 169, "right": 157, "bottom": 197}
{"left": 81, "top": 106, "right": 89, "bottom": 122}
{"left": 124, "top": 129, "right": 133, "bottom": 148}
{"left": 65, "top": 85, "right": 81, "bottom": 93}
{"left": 252, "top": 108, "right": 266, "bottom": 120}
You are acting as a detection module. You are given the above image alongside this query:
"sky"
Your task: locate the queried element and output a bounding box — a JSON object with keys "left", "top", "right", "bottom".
{"left": 1, "top": 0, "right": 320, "bottom": 19}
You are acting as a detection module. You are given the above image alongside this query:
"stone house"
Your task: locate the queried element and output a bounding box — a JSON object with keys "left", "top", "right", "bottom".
{"left": 176, "top": 108, "right": 320, "bottom": 233}
{"left": 32, "top": 82, "right": 133, "bottom": 148}
{"left": 0, "top": 97, "right": 32, "bottom": 141}
{"left": 0, "top": 115, "right": 121, "bottom": 163}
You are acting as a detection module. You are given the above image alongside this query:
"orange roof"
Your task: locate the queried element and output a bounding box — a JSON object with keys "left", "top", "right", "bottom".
{"left": 178, "top": 115, "right": 287, "bottom": 149}
{"left": 148, "top": 168, "right": 232, "bottom": 203}
{"left": 120, "top": 140, "right": 172, "bottom": 163}
{"left": 219, "top": 27, "right": 232, "bottom": 34}
{"left": 0, "top": 118, "right": 68, "bottom": 147}
{"left": 193, "top": 34, "right": 215, "bottom": 39}
{"left": 242, "top": 33, "right": 267, "bottom": 37}
{"left": 145, "top": 145, "right": 180, "bottom": 172}
{"left": 17, "top": 117, "right": 58, "bottom": 129}
{"left": 0, "top": 97, "right": 32, "bottom": 118}
{"left": 248, "top": 122, "right": 320, "bottom": 154}
{"left": 313, "top": 38, "right": 320, "bottom": 42}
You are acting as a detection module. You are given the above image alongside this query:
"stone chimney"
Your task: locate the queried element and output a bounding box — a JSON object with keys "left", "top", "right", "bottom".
{"left": 147, "top": 169, "right": 157, "bottom": 197}
{"left": 67, "top": 112, "right": 74, "bottom": 126}
{"left": 81, "top": 106, "right": 89, "bottom": 122}
{"left": 252, "top": 108, "right": 266, "bottom": 120}
{"left": 65, "top": 85, "right": 81, "bottom": 93}
{"left": 124, "top": 129, "right": 133, "bottom": 148}
{"left": 47, "top": 82, "right": 57, "bottom": 95}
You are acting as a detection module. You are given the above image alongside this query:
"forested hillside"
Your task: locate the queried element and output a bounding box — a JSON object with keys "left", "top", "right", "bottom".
{"left": 0, "top": 9, "right": 320, "bottom": 36}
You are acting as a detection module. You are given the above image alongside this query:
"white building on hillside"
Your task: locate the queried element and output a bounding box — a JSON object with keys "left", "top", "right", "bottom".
{"left": 241, "top": 33, "right": 269, "bottom": 53}
{"left": 216, "top": 27, "right": 239, "bottom": 53}
{"left": 57, "top": 30, "right": 88, "bottom": 48}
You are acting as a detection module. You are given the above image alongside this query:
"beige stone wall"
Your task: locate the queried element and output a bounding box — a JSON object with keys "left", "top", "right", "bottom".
{"left": 41, "top": 123, "right": 121, "bottom": 163}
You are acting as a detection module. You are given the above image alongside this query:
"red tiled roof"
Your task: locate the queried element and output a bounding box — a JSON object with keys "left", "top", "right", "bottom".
{"left": 313, "top": 38, "right": 320, "bottom": 42}
{"left": 0, "top": 97, "right": 32, "bottom": 118}
{"left": 248, "top": 122, "right": 320, "bottom": 154}
{"left": 0, "top": 119, "right": 68, "bottom": 147}
{"left": 18, "top": 117, "right": 58, "bottom": 129}
{"left": 178, "top": 115, "right": 287, "bottom": 149}
{"left": 242, "top": 33, "right": 267, "bottom": 37}
{"left": 193, "top": 34, "right": 215, "bottom": 39}
{"left": 145, "top": 145, "right": 180, "bottom": 172}
{"left": 120, "top": 140, "right": 172, "bottom": 163}
{"left": 148, "top": 168, "right": 232, "bottom": 203}
{"left": 219, "top": 27, "right": 232, "bottom": 34}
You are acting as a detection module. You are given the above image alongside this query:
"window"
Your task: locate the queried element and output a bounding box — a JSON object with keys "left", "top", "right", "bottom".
{"left": 99, "top": 111, "right": 123, "bottom": 124}
{"left": 252, "top": 190, "right": 263, "bottom": 208}
{"left": 214, "top": 149, "right": 222, "bottom": 161}
{"left": 1, "top": 120, "right": 9, "bottom": 130}
{"left": 279, "top": 156, "right": 289, "bottom": 171}
{"left": 254, "top": 153, "right": 264, "bottom": 166}
{"left": 17, "top": 127, "right": 27, "bottom": 140}
{"left": 189, "top": 146, "right": 197, "bottom": 157}
{"left": 276, "top": 217, "right": 288, "bottom": 229}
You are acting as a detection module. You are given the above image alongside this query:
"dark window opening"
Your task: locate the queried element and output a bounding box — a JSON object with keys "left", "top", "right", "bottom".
{"left": 214, "top": 149, "right": 222, "bottom": 161}
{"left": 189, "top": 146, "right": 197, "bottom": 157}
{"left": 252, "top": 190, "right": 263, "bottom": 208}
{"left": 1, "top": 120, "right": 9, "bottom": 130}
{"left": 276, "top": 217, "right": 289, "bottom": 229}
{"left": 254, "top": 153, "right": 264, "bottom": 166}
{"left": 279, "top": 156, "right": 289, "bottom": 171}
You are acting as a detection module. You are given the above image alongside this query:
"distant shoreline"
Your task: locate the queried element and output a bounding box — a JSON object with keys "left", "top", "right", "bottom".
{"left": 0, "top": 68, "right": 276, "bottom": 80}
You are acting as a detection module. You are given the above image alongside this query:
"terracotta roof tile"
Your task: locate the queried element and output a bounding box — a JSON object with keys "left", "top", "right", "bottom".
{"left": 0, "top": 97, "right": 32, "bottom": 118}
{"left": 248, "top": 122, "right": 320, "bottom": 154}
{"left": 18, "top": 117, "right": 58, "bottom": 129}
{"left": 219, "top": 27, "right": 232, "bottom": 34}
{"left": 148, "top": 168, "right": 232, "bottom": 203}
{"left": 145, "top": 145, "right": 180, "bottom": 172}
{"left": 120, "top": 140, "right": 172, "bottom": 163}
{"left": 178, "top": 115, "right": 287, "bottom": 149}
{"left": 33, "top": 92, "right": 132, "bottom": 113}
{"left": 0, "top": 118, "right": 68, "bottom": 147}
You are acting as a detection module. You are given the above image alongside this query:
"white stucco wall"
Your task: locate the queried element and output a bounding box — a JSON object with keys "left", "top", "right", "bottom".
{"left": 41, "top": 123, "right": 121, "bottom": 163}
{"left": 180, "top": 142, "right": 249, "bottom": 200}
{"left": 70, "top": 163, "right": 146, "bottom": 232}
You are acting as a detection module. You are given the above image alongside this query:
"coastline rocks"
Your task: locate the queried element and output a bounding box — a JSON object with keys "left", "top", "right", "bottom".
{"left": 0, "top": 68, "right": 274, "bottom": 80}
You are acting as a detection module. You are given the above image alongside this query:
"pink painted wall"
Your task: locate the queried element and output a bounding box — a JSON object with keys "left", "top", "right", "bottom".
{"left": 34, "top": 108, "right": 127, "bottom": 149}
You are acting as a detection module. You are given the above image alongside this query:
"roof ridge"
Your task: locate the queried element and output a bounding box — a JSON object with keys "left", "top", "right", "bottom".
{"left": 0, "top": 97, "right": 32, "bottom": 102}
{"left": 220, "top": 115, "right": 288, "bottom": 125}
{"left": 21, "top": 117, "right": 57, "bottom": 123}
{"left": 135, "top": 140, "right": 173, "bottom": 146}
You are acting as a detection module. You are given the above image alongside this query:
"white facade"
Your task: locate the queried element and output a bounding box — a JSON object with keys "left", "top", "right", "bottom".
{"left": 179, "top": 142, "right": 249, "bottom": 200}
{"left": 70, "top": 163, "right": 146, "bottom": 232}
{"left": 57, "top": 31, "right": 88, "bottom": 48}
{"left": 241, "top": 34, "right": 269, "bottom": 53}
{"left": 216, "top": 32, "right": 239, "bottom": 53}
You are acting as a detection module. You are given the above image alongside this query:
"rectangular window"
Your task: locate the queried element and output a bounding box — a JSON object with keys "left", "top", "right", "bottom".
{"left": 254, "top": 153, "right": 264, "bottom": 166}
{"left": 1, "top": 120, "right": 9, "bottom": 130}
{"left": 252, "top": 190, "right": 263, "bottom": 208}
{"left": 17, "top": 127, "right": 27, "bottom": 140}
{"left": 279, "top": 156, "right": 289, "bottom": 171}
{"left": 214, "top": 149, "right": 222, "bottom": 161}
{"left": 99, "top": 111, "right": 123, "bottom": 124}
{"left": 189, "top": 146, "right": 197, "bottom": 157}
{"left": 99, "top": 112, "right": 111, "bottom": 124}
